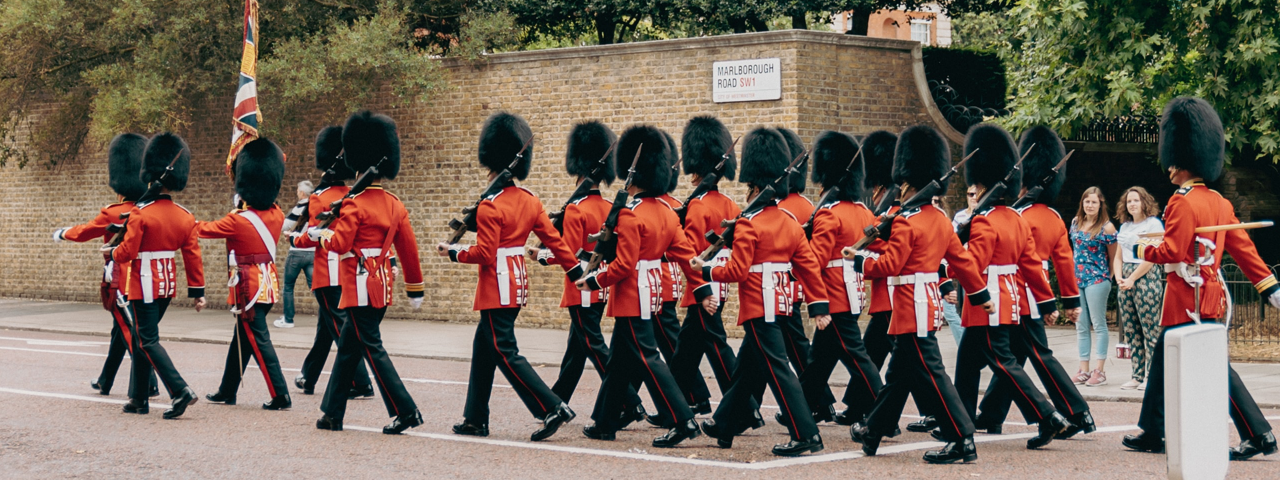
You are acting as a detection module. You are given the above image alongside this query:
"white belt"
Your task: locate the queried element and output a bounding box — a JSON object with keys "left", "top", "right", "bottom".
{"left": 138, "top": 251, "right": 176, "bottom": 304}
{"left": 984, "top": 264, "right": 1019, "bottom": 326}
{"left": 749, "top": 262, "right": 792, "bottom": 322}
{"left": 327, "top": 251, "right": 340, "bottom": 286}
{"left": 580, "top": 260, "right": 592, "bottom": 307}
{"left": 888, "top": 272, "right": 939, "bottom": 337}
{"left": 825, "top": 259, "right": 864, "bottom": 314}
{"left": 637, "top": 259, "right": 663, "bottom": 320}
{"left": 340, "top": 248, "right": 390, "bottom": 307}
{"left": 495, "top": 246, "right": 526, "bottom": 307}
{"left": 339, "top": 248, "right": 385, "bottom": 259}
{"left": 709, "top": 249, "right": 732, "bottom": 303}
{"left": 1026, "top": 261, "right": 1049, "bottom": 320}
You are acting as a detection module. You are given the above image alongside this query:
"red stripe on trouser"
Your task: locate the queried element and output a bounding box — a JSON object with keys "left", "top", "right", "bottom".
{"left": 351, "top": 313, "right": 397, "bottom": 416}
{"left": 912, "top": 336, "right": 962, "bottom": 436}
{"left": 240, "top": 321, "right": 277, "bottom": 398}
{"left": 110, "top": 305, "right": 135, "bottom": 353}
{"left": 1230, "top": 397, "right": 1256, "bottom": 439}
{"left": 575, "top": 308, "right": 606, "bottom": 375}
{"left": 129, "top": 303, "right": 172, "bottom": 397}
{"left": 629, "top": 319, "right": 677, "bottom": 419}
{"left": 834, "top": 325, "right": 877, "bottom": 400}
{"left": 987, "top": 328, "right": 1042, "bottom": 420}
{"left": 751, "top": 321, "right": 802, "bottom": 439}
{"left": 489, "top": 311, "right": 546, "bottom": 414}
{"left": 1028, "top": 333, "right": 1073, "bottom": 416}
{"left": 699, "top": 308, "right": 733, "bottom": 382}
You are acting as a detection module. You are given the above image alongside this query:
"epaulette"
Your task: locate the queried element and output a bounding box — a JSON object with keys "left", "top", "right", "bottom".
{"left": 626, "top": 197, "right": 643, "bottom": 210}
{"left": 106, "top": 201, "right": 126, "bottom": 209}
{"left": 743, "top": 209, "right": 764, "bottom": 220}
{"left": 172, "top": 202, "right": 192, "bottom": 215}
{"left": 694, "top": 191, "right": 712, "bottom": 201}
{"left": 1014, "top": 204, "right": 1032, "bottom": 214}
{"left": 518, "top": 186, "right": 538, "bottom": 198}
{"left": 900, "top": 206, "right": 923, "bottom": 218}
{"left": 483, "top": 189, "right": 505, "bottom": 202}
{"left": 1175, "top": 186, "right": 1192, "bottom": 196}
{"left": 975, "top": 206, "right": 995, "bottom": 217}
{"left": 570, "top": 196, "right": 589, "bottom": 205}
{"left": 655, "top": 197, "right": 674, "bottom": 210}
{"left": 818, "top": 200, "right": 841, "bottom": 210}
{"left": 778, "top": 208, "right": 798, "bottom": 223}
{"left": 387, "top": 191, "right": 401, "bottom": 201}
{"left": 314, "top": 186, "right": 333, "bottom": 196}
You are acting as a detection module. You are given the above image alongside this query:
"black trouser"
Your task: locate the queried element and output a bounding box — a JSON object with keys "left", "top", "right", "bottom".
{"left": 299, "top": 287, "right": 371, "bottom": 392}
{"left": 670, "top": 304, "right": 739, "bottom": 404}
{"left": 551, "top": 303, "right": 642, "bottom": 407}
{"left": 864, "top": 311, "right": 893, "bottom": 370}
{"left": 217, "top": 304, "right": 289, "bottom": 399}
{"left": 321, "top": 306, "right": 416, "bottom": 420}
{"left": 128, "top": 298, "right": 189, "bottom": 400}
{"left": 978, "top": 316, "right": 1088, "bottom": 425}
{"left": 954, "top": 325, "right": 1056, "bottom": 426}
{"left": 714, "top": 318, "right": 819, "bottom": 441}
{"left": 99, "top": 301, "right": 156, "bottom": 397}
{"left": 591, "top": 317, "right": 693, "bottom": 431}
{"left": 464, "top": 308, "right": 562, "bottom": 424}
{"left": 799, "top": 311, "right": 883, "bottom": 419}
{"left": 867, "top": 332, "right": 974, "bottom": 441}
{"left": 780, "top": 302, "right": 812, "bottom": 375}
{"left": 1138, "top": 320, "right": 1272, "bottom": 440}
{"left": 654, "top": 301, "right": 681, "bottom": 362}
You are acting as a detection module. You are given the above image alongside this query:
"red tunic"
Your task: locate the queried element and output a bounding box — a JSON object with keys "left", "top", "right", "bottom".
{"left": 1135, "top": 182, "right": 1279, "bottom": 326}
{"left": 706, "top": 205, "right": 829, "bottom": 324}
{"left": 862, "top": 205, "right": 985, "bottom": 335}
{"left": 448, "top": 185, "right": 576, "bottom": 311}
{"left": 658, "top": 194, "right": 685, "bottom": 305}
{"left": 808, "top": 200, "right": 876, "bottom": 314}
{"left": 196, "top": 206, "right": 284, "bottom": 306}
{"left": 558, "top": 192, "right": 611, "bottom": 308}
{"left": 957, "top": 205, "right": 1057, "bottom": 327}
{"left": 1014, "top": 203, "right": 1082, "bottom": 316}
{"left": 322, "top": 186, "right": 425, "bottom": 309}
{"left": 679, "top": 189, "right": 740, "bottom": 305}
{"left": 867, "top": 205, "right": 900, "bottom": 314}
{"left": 61, "top": 201, "right": 134, "bottom": 286}
{"left": 777, "top": 192, "right": 815, "bottom": 305}
{"left": 293, "top": 184, "right": 351, "bottom": 290}
{"left": 588, "top": 195, "right": 698, "bottom": 319}
{"left": 111, "top": 196, "right": 205, "bottom": 302}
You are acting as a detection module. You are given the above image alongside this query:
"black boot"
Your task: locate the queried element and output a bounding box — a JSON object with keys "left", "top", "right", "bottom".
{"left": 700, "top": 420, "right": 734, "bottom": 449}
{"left": 582, "top": 423, "right": 616, "bottom": 441}
{"left": 383, "top": 409, "right": 424, "bottom": 434}
{"left": 205, "top": 391, "right": 236, "bottom": 405}
{"left": 923, "top": 436, "right": 977, "bottom": 464}
{"left": 1027, "top": 412, "right": 1069, "bottom": 449}
{"left": 772, "top": 434, "right": 824, "bottom": 457}
{"left": 849, "top": 422, "right": 883, "bottom": 456}
{"left": 1055, "top": 410, "right": 1095, "bottom": 439}
{"left": 1122, "top": 432, "right": 1164, "bottom": 453}
{"left": 653, "top": 419, "right": 701, "bottom": 448}
{"left": 691, "top": 400, "right": 712, "bottom": 415}
{"left": 750, "top": 409, "right": 767, "bottom": 429}
{"left": 162, "top": 387, "right": 197, "bottom": 419}
{"left": 973, "top": 415, "right": 1003, "bottom": 434}
{"left": 618, "top": 404, "right": 647, "bottom": 430}
{"left": 813, "top": 405, "right": 836, "bottom": 424}
{"left": 348, "top": 384, "right": 374, "bottom": 399}
{"left": 452, "top": 420, "right": 489, "bottom": 437}
{"left": 645, "top": 412, "right": 675, "bottom": 429}
{"left": 91, "top": 379, "right": 111, "bottom": 396}
{"left": 907, "top": 416, "right": 937, "bottom": 432}
{"left": 531, "top": 403, "right": 575, "bottom": 441}
{"left": 262, "top": 394, "right": 292, "bottom": 410}
{"left": 316, "top": 414, "right": 343, "bottom": 431}
{"left": 294, "top": 374, "right": 312, "bottom": 395}
{"left": 149, "top": 384, "right": 159, "bottom": 397}
{"left": 1230, "top": 432, "right": 1277, "bottom": 461}
{"left": 833, "top": 409, "right": 861, "bottom": 426}
{"left": 122, "top": 398, "right": 149, "bottom": 415}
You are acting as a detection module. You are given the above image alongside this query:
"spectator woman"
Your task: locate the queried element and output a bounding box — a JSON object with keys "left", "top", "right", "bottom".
{"left": 1069, "top": 187, "right": 1116, "bottom": 386}
{"left": 1112, "top": 186, "right": 1164, "bottom": 390}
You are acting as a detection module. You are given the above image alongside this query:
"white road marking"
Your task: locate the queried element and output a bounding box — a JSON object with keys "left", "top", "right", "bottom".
{"left": 0, "top": 346, "right": 109, "bottom": 357}
{"left": 0, "top": 387, "right": 171, "bottom": 408}
{"left": 0, "top": 336, "right": 109, "bottom": 347}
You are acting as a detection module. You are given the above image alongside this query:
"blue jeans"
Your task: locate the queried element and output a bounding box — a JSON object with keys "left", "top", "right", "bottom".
{"left": 282, "top": 249, "right": 314, "bottom": 322}
{"left": 943, "top": 301, "right": 965, "bottom": 345}
{"left": 1076, "top": 281, "right": 1111, "bottom": 361}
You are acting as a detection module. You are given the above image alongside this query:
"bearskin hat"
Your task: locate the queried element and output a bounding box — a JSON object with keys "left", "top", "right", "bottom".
{"left": 810, "top": 131, "right": 864, "bottom": 202}
{"left": 565, "top": 120, "right": 617, "bottom": 186}
{"left": 315, "top": 125, "right": 356, "bottom": 181}
{"left": 234, "top": 138, "right": 286, "bottom": 210}
{"left": 478, "top": 111, "right": 533, "bottom": 181}
{"left": 681, "top": 115, "right": 736, "bottom": 181}
{"left": 1018, "top": 125, "right": 1067, "bottom": 203}
{"left": 892, "top": 125, "right": 950, "bottom": 194}
{"left": 661, "top": 129, "right": 680, "bottom": 193}
{"left": 1159, "top": 97, "right": 1224, "bottom": 182}
{"left": 616, "top": 125, "right": 672, "bottom": 193}
{"left": 141, "top": 132, "right": 191, "bottom": 192}
{"left": 739, "top": 127, "right": 792, "bottom": 194}
{"left": 342, "top": 110, "right": 401, "bottom": 181}
{"left": 862, "top": 130, "right": 898, "bottom": 190}
{"left": 107, "top": 133, "right": 147, "bottom": 201}
{"left": 963, "top": 123, "right": 1020, "bottom": 201}
{"left": 776, "top": 127, "right": 807, "bottom": 195}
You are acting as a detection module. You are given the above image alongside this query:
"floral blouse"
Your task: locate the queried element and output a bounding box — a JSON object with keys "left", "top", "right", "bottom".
{"left": 1070, "top": 219, "right": 1116, "bottom": 288}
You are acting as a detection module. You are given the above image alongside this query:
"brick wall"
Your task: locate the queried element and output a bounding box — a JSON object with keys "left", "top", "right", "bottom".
{"left": 2, "top": 30, "right": 963, "bottom": 333}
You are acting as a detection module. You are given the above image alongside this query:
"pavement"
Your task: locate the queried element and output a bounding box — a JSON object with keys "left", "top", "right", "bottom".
{"left": 4, "top": 297, "right": 1280, "bottom": 408}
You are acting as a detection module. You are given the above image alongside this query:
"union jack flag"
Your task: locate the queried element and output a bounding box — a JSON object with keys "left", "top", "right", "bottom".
{"left": 226, "top": 0, "right": 261, "bottom": 177}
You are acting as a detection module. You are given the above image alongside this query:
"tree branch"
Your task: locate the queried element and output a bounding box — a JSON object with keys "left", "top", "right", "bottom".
{"left": 39, "top": 47, "right": 138, "bottom": 77}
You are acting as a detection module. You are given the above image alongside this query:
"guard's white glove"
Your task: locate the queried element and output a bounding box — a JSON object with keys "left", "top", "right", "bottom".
{"left": 1269, "top": 290, "right": 1280, "bottom": 310}
{"left": 409, "top": 297, "right": 424, "bottom": 310}
{"left": 52, "top": 228, "right": 67, "bottom": 242}
{"left": 536, "top": 248, "right": 554, "bottom": 266}
{"left": 307, "top": 226, "right": 327, "bottom": 241}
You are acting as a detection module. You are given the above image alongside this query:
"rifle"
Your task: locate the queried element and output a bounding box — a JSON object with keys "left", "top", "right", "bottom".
{"left": 802, "top": 143, "right": 865, "bottom": 237}
{"left": 290, "top": 153, "right": 347, "bottom": 236}
{"left": 847, "top": 148, "right": 978, "bottom": 251}
{"left": 953, "top": 144, "right": 1037, "bottom": 243}
{"left": 578, "top": 144, "right": 644, "bottom": 275}
{"left": 103, "top": 148, "right": 186, "bottom": 250}
{"left": 699, "top": 149, "right": 808, "bottom": 262}
{"left": 314, "top": 156, "right": 388, "bottom": 231}
{"left": 1009, "top": 149, "right": 1074, "bottom": 210}
{"left": 445, "top": 135, "right": 535, "bottom": 244}
{"left": 674, "top": 135, "right": 740, "bottom": 225}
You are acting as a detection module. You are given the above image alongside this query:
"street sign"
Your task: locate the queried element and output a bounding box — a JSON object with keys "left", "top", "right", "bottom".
{"left": 712, "top": 58, "right": 782, "bottom": 103}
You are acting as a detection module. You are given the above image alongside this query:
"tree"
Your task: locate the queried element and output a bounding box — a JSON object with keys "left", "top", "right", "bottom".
{"left": 1000, "top": 0, "right": 1280, "bottom": 164}
{"left": 0, "top": 0, "right": 452, "bottom": 168}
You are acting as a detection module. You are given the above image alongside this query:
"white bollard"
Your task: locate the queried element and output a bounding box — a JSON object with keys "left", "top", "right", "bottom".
{"left": 1165, "top": 323, "right": 1229, "bottom": 480}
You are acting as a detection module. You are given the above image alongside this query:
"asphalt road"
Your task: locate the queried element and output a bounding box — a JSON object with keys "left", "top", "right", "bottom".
{"left": 0, "top": 330, "right": 1276, "bottom": 479}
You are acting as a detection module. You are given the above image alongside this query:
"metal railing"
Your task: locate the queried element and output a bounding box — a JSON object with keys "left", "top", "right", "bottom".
{"left": 1067, "top": 115, "right": 1160, "bottom": 144}
{"left": 1223, "top": 262, "right": 1280, "bottom": 344}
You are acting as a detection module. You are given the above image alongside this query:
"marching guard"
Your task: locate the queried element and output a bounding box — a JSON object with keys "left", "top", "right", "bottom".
{"left": 312, "top": 111, "right": 426, "bottom": 434}
{"left": 197, "top": 138, "right": 292, "bottom": 410}
{"left": 774, "top": 127, "right": 815, "bottom": 377}
{"left": 53, "top": 133, "right": 157, "bottom": 398}
{"left": 108, "top": 132, "right": 206, "bottom": 419}
{"left": 860, "top": 130, "right": 900, "bottom": 373}
{"left": 654, "top": 130, "right": 685, "bottom": 364}
{"left": 1124, "top": 97, "right": 1280, "bottom": 460}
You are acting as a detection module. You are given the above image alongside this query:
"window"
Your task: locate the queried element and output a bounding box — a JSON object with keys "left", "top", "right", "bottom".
{"left": 910, "top": 20, "right": 931, "bottom": 45}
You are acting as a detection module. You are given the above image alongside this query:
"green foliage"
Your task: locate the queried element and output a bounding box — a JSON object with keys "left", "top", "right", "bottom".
{"left": 1001, "top": 0, "right": 1280, "bottom": 163}
{"left": 951, "top": 11, "right": 1013, "bottom": 51}
{"left": 455, "top": 8, "right": 523, "bottom": 61}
